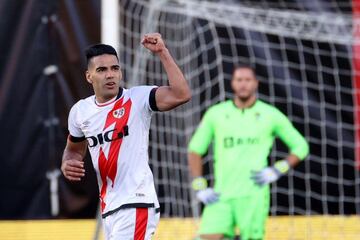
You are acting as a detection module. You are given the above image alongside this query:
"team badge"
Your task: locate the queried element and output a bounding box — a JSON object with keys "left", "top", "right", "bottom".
{"left": 255, "top": 112, "right": 261, "bottom": 120}
{"left": 113, "top": 107, "right": 125, "bottom": 119}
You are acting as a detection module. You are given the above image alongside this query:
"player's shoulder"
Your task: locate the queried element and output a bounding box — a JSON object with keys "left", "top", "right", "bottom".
{"left": 209, "top": 100, "right": 232, "bottom": 110}
{"left": 70, "top": 95, "right": 96, "bottom": 113}
{"left": 256, "top": 100, "right": 285, "bottom": 116}
{"left": 78, "top": 95, "right": 95, "bottom": 107}
{"left": 205, "top": 100, "right": 233, "bottom": 116}
{"left": 256, "top": 100, "right": 276, "bottom": 110}
{"left": 128, "top": 85, "right": 157, "bottom": 95}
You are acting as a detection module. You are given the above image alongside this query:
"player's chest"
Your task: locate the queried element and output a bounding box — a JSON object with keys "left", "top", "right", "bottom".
{"left": 78, "top": 105, "right": 141, "bottom": 147}
{"left": 214, "top": 110, "right": 273, "bottom": 137}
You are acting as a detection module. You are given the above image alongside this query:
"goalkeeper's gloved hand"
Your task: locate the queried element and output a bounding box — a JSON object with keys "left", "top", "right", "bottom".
{"left": 191, "top": 176, "right": 219, "bottom": 205}
{"left": 251, "top": 160, "right": 290, "bottom": 186}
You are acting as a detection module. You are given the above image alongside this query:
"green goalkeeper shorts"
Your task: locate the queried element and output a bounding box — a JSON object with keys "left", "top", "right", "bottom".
{"left": 199, "top": 191, "right": 270, "bottom": 239}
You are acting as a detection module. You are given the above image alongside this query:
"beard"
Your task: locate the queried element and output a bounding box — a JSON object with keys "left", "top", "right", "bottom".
{"left": 236, "top": 93, "right": 253, "bottom": 102}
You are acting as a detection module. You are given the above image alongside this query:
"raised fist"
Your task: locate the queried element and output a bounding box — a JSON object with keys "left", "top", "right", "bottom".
{"left": 141, "top": 33, "right": 167, "bottom": 53}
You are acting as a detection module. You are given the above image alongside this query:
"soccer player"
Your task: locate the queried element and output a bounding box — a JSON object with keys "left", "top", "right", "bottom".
{"left": 61, "top": 33, "right": 190, "bottom": 239}
{"left": 188, "top": 66, "right": 309, "bottom": 240}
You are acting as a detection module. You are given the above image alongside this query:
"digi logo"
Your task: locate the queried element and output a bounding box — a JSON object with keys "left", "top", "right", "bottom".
{"left": 86, "top": 125, "right": 129, "bottom": 147}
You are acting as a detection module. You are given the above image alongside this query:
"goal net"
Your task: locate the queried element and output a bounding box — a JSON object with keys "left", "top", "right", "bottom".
{"left": 116, "top": 0, "right": 360, "bottom": 238}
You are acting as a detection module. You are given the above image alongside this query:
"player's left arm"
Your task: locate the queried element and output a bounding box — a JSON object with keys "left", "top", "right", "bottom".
{"left": 251, "top": 109, "right": 309, "bottom": 186}
{"left": 141, "top": 33, "right": 191, "bottom": 111}
{"left": 274, "top": 110, "right": 309, "bottom": 167}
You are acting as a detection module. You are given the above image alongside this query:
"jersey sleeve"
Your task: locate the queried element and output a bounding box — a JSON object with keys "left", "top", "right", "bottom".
{"left": 68, "top": 104, "right": 85, "bottom": 142}
{"left": 131, "top": 86, "right": 159, "bottom": 117}
{"left": 188, "top": 108, "right": 214, "bottom": 156}
{"left": 272, "top": 108, "right": 309, "bottom": 160}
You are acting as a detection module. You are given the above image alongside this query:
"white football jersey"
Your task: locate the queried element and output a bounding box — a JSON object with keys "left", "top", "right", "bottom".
{"left": 68, "top": 86, "right": 160, "bottom": 218}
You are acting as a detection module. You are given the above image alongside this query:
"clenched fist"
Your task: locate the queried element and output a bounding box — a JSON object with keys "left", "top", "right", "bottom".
{"left": 141, "top": 33, "right": 167, "bottom": 53}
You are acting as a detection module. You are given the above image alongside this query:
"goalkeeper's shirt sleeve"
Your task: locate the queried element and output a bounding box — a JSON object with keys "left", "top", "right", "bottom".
{"left": 273, "top": 108, "right": 309, "bottom": 160}
{"left": 188, "top": 109, "right": 214, "bottom": 155}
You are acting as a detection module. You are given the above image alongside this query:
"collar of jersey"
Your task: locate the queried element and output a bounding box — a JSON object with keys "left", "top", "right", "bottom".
{"left": 231, "top": 98, "right": 258, "bottom": 111}
{"left": 94, "top": 87, "right": 123, "bottom": 107}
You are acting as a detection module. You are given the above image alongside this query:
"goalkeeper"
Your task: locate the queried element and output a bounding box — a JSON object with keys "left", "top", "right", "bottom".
{"left": 188, "top": 66, "right": 309, "bottom": 240}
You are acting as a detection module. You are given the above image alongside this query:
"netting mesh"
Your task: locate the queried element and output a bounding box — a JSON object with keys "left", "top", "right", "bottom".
{"left": 118, "top": 0, "right": 360, "bottom": 237}
{"left": 231, "top": 0, "right": 353, "bottom": 13}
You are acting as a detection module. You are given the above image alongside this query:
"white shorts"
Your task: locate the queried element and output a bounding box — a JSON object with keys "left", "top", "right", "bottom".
{"left": 102, "top": 207, "right": 160, "bottom": 240}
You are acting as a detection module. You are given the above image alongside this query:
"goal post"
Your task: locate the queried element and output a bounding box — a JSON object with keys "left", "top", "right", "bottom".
{"left": 101, "top": 0, "right": 119, "bottom": 53}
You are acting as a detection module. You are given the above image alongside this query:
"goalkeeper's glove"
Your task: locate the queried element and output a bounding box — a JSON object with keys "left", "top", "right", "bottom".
{"left": 251, "top": 160, "right": 290, "bottom": 186}
{"left": 191, "top": 176, "right": 219, "bottom": 204}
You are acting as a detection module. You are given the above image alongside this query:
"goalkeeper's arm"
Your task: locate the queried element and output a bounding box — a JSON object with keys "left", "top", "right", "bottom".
{"left": 188, "top": 152, "right": 219, "bottom": 204}
{"left": 188, "top": 108, "right": 219, "bottom": 204}
{"left": 251, "top": 109, "right": 309, "bottom": 186}
{"left": 188, "top": 152, "right": 203, "bottom": 179}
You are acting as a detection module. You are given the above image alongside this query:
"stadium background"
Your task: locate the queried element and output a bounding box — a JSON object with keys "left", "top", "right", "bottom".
{"left": 0, "top": 0, "right": 359, "bottom": 239}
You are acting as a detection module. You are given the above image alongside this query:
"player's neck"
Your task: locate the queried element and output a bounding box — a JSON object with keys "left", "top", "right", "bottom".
{"left": 95, "top": 94, "right": 117, "bottom": 105}
{"left": 95, "top": 88, "right": 122, "bottom": 105}
{"left": 233, "top": 95, "right": 257, "bottom": 109}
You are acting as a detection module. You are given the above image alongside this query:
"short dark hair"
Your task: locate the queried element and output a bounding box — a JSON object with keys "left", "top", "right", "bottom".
{"left": 232, "top": 64, "right": 255, "bottom": 75}
{"left": 85, "top": 44, "right": 118, "bottom": 65}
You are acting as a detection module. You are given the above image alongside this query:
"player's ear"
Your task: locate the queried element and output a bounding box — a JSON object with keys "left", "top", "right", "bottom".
{"left": 254, "top": 78, "right": 259, "bottom": 89}
{"left": 85, "top": 70, "right": 93, "bottom": 84}
{"left": 230, "top": 77, "right": 236, "bottom": 91}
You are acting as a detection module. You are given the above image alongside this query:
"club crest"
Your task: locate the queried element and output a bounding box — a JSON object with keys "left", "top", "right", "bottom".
{"left": 113, "top": 107, "right": 125, "bottom": 119}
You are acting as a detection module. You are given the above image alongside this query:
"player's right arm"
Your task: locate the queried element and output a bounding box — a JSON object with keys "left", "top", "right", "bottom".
{"left": 188, "top": 109, "right": 219, "bottom": 204}
{"left": 61, "top": 138, "right": 87, "bottom": 181}
{"left": 188, "top": 109, "right": 214, "bottom": 177}
{"left": 62, "top": 103, "right": 87, "bottom": 181}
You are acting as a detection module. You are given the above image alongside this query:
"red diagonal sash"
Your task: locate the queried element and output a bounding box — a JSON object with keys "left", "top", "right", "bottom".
{"left": 98, "top": 98, "right": 132, "bottom": 211}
